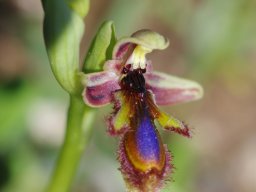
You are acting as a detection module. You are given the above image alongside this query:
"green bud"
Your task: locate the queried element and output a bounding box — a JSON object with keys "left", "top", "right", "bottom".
{"left": 83, "top": 21, "right": 117, "bottom": 73}
{"left": 42, "top": 0, "right": 89, "bottom": 95}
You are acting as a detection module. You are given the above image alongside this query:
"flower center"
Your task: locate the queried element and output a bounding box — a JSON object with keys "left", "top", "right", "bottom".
{"left": 126, "top": 45, "right": 152, "bottom": 70}
{"left": 121, "top": 70, "right": 146, "bottom": 93}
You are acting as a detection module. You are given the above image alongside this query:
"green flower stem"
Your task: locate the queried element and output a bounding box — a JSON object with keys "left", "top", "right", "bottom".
{"left": 42, "top": 1, "right": 116, "bottom": 190}
{"left": 47, "top": 95, "right": 95, "bottom": 192}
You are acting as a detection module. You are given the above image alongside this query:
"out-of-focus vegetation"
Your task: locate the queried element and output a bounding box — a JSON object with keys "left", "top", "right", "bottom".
{"left": 0, "top": 0, "right": 256, "bottom": 192}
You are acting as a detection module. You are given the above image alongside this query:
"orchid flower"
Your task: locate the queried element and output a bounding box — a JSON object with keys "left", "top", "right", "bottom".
{"left": 82, "top": 29, "right": 203, "bottom": 192}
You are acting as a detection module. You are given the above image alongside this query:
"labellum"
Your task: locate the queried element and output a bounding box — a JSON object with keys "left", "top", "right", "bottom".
{"left": 115, "top": 69, "right": 171, "bottom": 192}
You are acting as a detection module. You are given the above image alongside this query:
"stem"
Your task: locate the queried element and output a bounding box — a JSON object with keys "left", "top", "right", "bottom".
{"left": 47, "top": 95, "right": 95, "bottom": 192}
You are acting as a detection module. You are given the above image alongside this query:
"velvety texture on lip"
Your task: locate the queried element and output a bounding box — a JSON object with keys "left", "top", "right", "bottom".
{"left": 124, "top": 112, "right": 166, "bottom": 173}
{"left": 136, "top": 113, "right": 160, "bottom": 161}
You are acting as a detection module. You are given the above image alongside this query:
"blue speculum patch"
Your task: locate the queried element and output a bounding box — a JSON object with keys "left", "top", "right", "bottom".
{"left": 136, "top": 113, "right": 160, "bottom": 160}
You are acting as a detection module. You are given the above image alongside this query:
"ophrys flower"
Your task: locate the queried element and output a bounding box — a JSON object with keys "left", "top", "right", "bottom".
{"left": 82, "top": 29, "right": 203, "bottom": 192}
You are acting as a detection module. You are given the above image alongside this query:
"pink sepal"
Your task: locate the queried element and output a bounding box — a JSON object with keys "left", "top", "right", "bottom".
{"left": 145, "top": 71, "right": 203, "bottom": 106}
{"left": 82, "top": 71, "right": 120, "bottom": 107}
{"left": 103, "top": 60, "right": 123, "bottom": 74}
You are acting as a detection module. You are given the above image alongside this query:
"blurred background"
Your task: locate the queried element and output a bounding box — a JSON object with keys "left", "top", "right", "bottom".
{"left": 0, "top": 0, "right": 256, "bottom": 191}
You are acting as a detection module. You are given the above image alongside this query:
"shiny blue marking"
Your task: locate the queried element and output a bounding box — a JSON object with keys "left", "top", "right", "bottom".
{"left": 136, "top": 114, "right": 160, "bottom": 160}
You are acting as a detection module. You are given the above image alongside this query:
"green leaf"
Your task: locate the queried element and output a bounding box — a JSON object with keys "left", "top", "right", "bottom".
{"left": 42, "top": 0, "right": 89, "bottom": 95}
{"left": 83, "top": 20, "right": 117, "bottom": 73}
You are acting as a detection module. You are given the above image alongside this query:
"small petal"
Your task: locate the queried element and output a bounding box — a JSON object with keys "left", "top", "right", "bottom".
{"left": 103, "top": 59, "right": 123, "bottom": 74}
{"left": 156, "top": 111, "right": 191, "bottom": 137}
{"left": 81, "top": 71, "right": 120, "bottom": 107}
{"left": 113, "top": 42, "right": 135, "bottom": 60}
{"left": 145, "top": 90, "right": 191, "bottom": 137}
{"left": 146, "top": 60, "right": 153, "bottom": 73}
{"left": 107, "top": 91, "right": 131, "bottom": 135}
{"left": 145, "top": 71, "right": 203, "bottom": 105}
